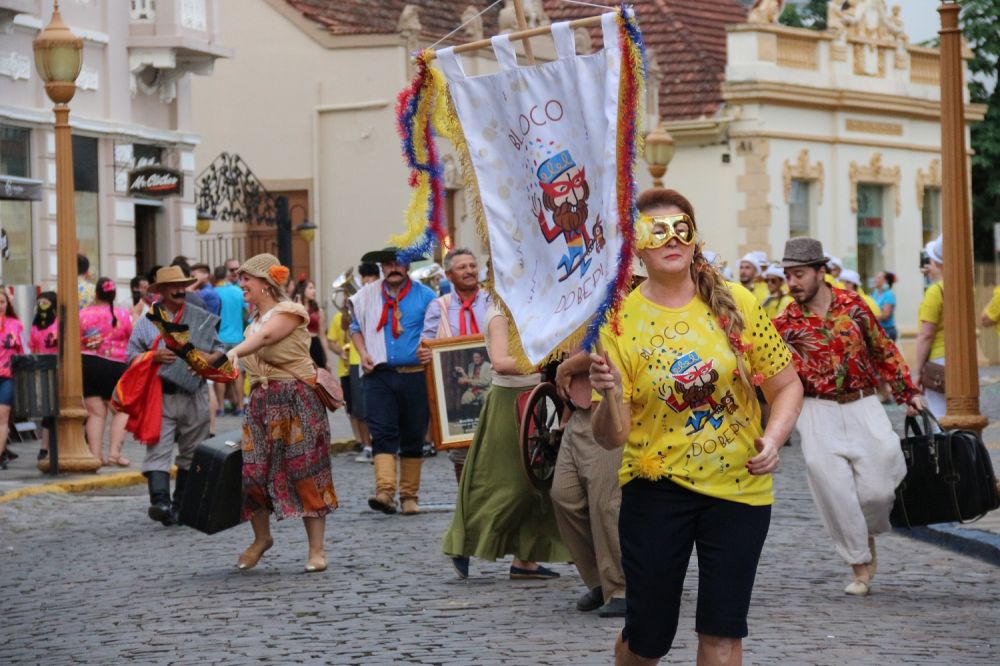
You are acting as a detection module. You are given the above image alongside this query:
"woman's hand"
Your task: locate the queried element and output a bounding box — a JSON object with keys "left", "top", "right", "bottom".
{"left": 746, "top": 435, "right": 781, "bottom": 475}
{"left": 225, "top": 348, "right": 240, "bottom": 369}
{"left": 906, "top": 395, "right": 926, "bottom": 417}
{"left": 588, "top": 352, "right": 621, "bottom": 394}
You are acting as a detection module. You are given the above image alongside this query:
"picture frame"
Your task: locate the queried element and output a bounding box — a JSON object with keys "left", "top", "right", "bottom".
{"left": 424, "top": 334, "right": 490, "bottom": 450}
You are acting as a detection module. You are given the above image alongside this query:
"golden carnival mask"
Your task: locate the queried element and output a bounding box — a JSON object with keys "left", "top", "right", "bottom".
{"left": 636, "top": 213, "right": 697, "bottom": 250}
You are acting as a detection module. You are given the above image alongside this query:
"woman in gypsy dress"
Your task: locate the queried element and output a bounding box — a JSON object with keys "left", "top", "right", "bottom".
{"left": 443, "top": 305, "right": 570, "bottom": 580}
{"left": 225, "top": 253, "right": 338, "bottom": 573}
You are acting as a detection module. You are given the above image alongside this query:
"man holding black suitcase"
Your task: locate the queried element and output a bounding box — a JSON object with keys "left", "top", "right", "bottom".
{"left": 127, "top": 266, "right": 225, "bottom": 526}
{"left": 774, "top": 238, "right": 925, "bottom": 597}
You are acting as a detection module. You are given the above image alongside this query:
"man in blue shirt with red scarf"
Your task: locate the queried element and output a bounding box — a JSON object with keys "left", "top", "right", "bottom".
{"left": 350, "top": 247, "right": 436, "bottom": 515}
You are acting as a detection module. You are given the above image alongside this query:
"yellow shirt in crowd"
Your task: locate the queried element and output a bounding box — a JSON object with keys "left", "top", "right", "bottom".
{"left": 752, "top": 279, "right": 769, "bottom": 305}
{"left": 763, "top": 292, "right": 794, "bottom": 320}
{"left": 325, "top": 311, "right": 357, "bottom": 378}
{"left": 601, "top": 283, "right": 792, "bottom": 506}
{"left": 918, "top": 281, "right": 946, "bottom": 361}
{"left": 984, "top": 287, "right": 1000, "bottom": 337}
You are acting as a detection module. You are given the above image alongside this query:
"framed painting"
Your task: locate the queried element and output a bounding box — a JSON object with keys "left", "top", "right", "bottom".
{"left": 424, "top": 334, "right": 490, "bottom": 450}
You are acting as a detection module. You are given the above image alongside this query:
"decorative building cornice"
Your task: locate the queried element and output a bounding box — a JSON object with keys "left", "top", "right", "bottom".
{"left": 782, "top": 149, "right": 824, "bottom": 204}
{"left": 849, "top": 152, "right": 901, "bottom": 215}
{"left": 916, "top": 158, "right": 941, "bottom": 209}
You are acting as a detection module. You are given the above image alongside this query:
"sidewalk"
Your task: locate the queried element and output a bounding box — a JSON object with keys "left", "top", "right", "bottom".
{"left": 0, "top": 410, "right": 358, "bottom": 504}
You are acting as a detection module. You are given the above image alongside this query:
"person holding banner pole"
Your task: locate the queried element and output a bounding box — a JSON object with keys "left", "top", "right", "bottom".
{"left": 589, "top": 189, "right": 803, "bottom": 665}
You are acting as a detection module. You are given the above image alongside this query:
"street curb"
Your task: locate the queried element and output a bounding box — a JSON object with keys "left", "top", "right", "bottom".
{"left": 0, "top": 469, "right": 166, "bottom": 506}
{"left": 0, "top": 439, "right": 358, "bottom": 506}
{"left": 896, "top": 524, "right": 1000, "bottom": 567}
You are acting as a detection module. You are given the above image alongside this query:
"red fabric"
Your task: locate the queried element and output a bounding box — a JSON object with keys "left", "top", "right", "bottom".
{"left": 458, "top": 290, "right": 480, "bottom": 336}
{"left": 111, "top": 350, "right": 163, "bottom": 445}
{"left": 376, "top": 279, "right": 412, "bottom": 338}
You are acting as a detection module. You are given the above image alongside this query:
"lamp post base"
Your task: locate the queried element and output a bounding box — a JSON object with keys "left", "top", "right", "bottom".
{"left": 37, "top": 407, "right": 99, "bottom": 473}
{"left": 939, "top": 413, "right": 989, "bottom": 435}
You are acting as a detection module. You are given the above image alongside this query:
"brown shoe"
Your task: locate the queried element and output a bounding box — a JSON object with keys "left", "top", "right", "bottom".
{"left": 368, "top": 491, "right": 397, "bottom": 514}
{"left": 400, "top": 497, "right": 420, "bottom": 515}
{"left": 398, "top": 457, "right": 423, "bottom": 516}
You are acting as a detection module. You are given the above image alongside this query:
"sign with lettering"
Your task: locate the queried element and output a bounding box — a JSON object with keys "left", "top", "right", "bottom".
{"left": 0, "top": 175, "right": 42, "bottom": 201}
{"left": 128, "top": 166, "right": 183, "bottom": 198}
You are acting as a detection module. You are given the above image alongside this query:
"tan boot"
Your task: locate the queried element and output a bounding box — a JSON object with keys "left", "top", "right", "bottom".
{"left": 368, "top": 454, "right": 398, "bottom": 514}
{"left": 399, "top": 457, "right": 423, "bottom": 515}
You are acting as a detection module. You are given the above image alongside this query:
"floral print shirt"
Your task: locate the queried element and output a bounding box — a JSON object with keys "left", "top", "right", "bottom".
{"left": 773, "top": 285, "right": 918, "bottom": 404}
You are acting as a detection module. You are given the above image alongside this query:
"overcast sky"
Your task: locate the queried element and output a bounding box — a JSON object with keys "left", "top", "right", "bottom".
{"left": 897, "top": 0, "right": 946, "bottom": 45}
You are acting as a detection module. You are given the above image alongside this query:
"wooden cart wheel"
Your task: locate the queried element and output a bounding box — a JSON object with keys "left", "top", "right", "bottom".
{"left": 518, "top": 382, "right": 565, "bottom": 491}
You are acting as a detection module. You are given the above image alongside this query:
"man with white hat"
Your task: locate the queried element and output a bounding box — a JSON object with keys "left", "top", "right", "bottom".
{"left": 773, "top": 237, "right": 924, "bottom": 596}
{"left": 127, "top": 265, "right": 225, "bottom": 526}
{"left": 738, "top": 252, "right": 770, "bottom": 304}
{"left": 837, "top": 269, "right": 880, "bottom": 317}
{"left": 761, "top": 265, "right": 793, "bottom": 319}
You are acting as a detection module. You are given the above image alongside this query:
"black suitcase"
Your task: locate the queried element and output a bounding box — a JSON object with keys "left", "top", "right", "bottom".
{"left": 891, "top": 411, "right": 1000, "bottom": 528}
{"left": 179, "top": 433, "right": 244, "bottom": 534}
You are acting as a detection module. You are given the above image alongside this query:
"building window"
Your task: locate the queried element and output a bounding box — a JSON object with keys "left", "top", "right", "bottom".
{"left": 73, "top": 135, "right": 100, "bottom": 275}
{"left": 922, "top": 186, "right": 941, "bottom": 246}
{"left": 0, "top": 125, "right": 34, "bottom": 285}
{"left": 788, "top": 178, "right": 811, "bottom": 238}
{"left": 856, "top": 183, "right": 885, "bottom": 287}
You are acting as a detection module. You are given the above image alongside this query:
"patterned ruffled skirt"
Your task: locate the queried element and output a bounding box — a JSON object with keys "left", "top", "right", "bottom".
{"left": 241, "top": 380, "right": 338, "bottom": 520}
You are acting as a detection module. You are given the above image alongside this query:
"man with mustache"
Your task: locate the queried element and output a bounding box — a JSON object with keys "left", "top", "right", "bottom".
{"left": 535, "top": 151, "right": 595, "bottom": 280}
{"left": 418, "top": 247, "right": 490, "bottom": 482}
{"left": 350, "top": 247, "right": 436, "bottom": 515}
{"left": 126, "top": 266, "right": 225, "bottom": 525}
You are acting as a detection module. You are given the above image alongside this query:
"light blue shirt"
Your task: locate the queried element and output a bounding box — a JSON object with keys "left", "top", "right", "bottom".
{"left": 873, "top": 287, "right": 896, "bottom": 329}
{"left": 351, "top": 279, "right": 435, "bottom": 367}
{"left": 216, "top": 283, "right": 246, "bottom": 344}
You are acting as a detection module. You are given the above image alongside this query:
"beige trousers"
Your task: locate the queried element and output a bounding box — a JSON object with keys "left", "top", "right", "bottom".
{"left": 550, "top": 408, "right": 626, "bottom": 602}
{"left": 797, "top": 395, "right": 907, "bottom": 565}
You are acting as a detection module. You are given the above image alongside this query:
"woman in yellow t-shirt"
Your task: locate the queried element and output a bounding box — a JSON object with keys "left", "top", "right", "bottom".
{"left": 589, "top": 188, "right": 803, "bottom": 664}
{"left": 761, "top": 265, "right": 793, "bottom": 319}
{"left": 915, "top": 236, "right": 946, "bottom": 418}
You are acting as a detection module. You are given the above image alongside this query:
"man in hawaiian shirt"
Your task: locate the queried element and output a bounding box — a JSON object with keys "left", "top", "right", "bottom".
{"left": 773, "top": 237, "right": 924, "bottom": 597}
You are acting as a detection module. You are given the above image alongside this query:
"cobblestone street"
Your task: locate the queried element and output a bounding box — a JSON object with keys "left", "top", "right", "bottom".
{"left": 1, "top": 410, "right": 998, "bottom": 665}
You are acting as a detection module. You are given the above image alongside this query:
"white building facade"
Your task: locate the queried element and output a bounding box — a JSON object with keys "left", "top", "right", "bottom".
{"left": 0, "top": 0, "right": 228, "bottom": 294}
{"left": 662, "top": 8, "right": 984, "bottom": 337}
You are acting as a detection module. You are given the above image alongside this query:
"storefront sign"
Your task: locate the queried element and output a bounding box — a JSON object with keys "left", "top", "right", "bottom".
{"left": 128, "top": 166, "right": 183, "bottom": 197}
{"left": 0, "top": 175, "right": 42, "bottom": 201}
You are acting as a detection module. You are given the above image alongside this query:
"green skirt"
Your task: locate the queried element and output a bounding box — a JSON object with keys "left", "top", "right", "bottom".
{"left": 442, "top": 384, "right": 571, "bottom": 563}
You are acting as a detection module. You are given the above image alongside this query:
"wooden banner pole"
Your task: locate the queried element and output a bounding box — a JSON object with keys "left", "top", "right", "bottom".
{"left": 425, "top": 14, "right": 608, "bottom": 60}
{"left": 512, "top": 0, "right": 537, "bottom": 65}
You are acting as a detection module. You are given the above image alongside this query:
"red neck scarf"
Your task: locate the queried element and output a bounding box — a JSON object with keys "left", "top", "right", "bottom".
{"left": 458, "top": 290, "right": 480, "bottom": 336}
{"left": 377, "top": 279, "right": 412, "bottom": 338}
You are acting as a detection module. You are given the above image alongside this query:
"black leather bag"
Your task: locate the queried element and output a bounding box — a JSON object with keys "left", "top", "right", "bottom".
{"left": 890, "top": 410, "right": 1000, "bottom": 528}
{"left": 179, "top": 434, "right": 244, "bottom": 535}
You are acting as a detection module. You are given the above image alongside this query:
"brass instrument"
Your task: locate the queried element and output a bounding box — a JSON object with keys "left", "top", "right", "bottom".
{"left": 331, "top": 266, "right": 359, "bottom": 313}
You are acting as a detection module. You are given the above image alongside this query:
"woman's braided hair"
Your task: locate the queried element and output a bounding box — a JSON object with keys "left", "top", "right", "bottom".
{"left": 636, "top": 188, "right": 755, "bottom": 397}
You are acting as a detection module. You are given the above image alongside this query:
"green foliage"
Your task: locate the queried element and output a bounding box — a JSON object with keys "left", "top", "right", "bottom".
{"left": 962, "top": 0, "right": 1000, "bottom": 258}
{"left": 777, "top": 0, "right": 828, "bottom": 31}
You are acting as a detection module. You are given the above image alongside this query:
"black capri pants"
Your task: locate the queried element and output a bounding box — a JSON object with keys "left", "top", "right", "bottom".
{"left": 619, "top": 478, "right": 771, "bottom": 660}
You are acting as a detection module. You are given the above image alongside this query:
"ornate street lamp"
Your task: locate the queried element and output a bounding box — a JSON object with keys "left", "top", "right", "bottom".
{"left": 937, "top": 0, "right": 987, "bottom": 433}
{"left": 195, "top": 211, "right": 213, "bottom": 235}
{"left": 33, "top": 0, "right": 99, "bottom": 472}
{"left": 290, "top": 204, "right": 316, "bottom": 243}
{"left": 644, "top": 123, "right": 676, "bottom": 188}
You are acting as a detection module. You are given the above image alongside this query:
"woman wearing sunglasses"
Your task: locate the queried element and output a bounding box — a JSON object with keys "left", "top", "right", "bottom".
{"left": 589, "top": 188, "right": 803, "bottom": 665}
{"left": 761, "top": 265, "right": 794, "bottom": 320}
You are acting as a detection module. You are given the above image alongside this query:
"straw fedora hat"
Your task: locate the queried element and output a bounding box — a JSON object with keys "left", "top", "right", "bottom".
{"left": 150, "top": 265, "right": 197, "bottom": 291}
{"left": 238, "top": 253, "right": 289, "bottom": 291}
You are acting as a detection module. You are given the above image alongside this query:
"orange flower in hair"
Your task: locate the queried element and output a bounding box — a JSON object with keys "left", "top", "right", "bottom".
{"left": 269, "top": 264, "right": 290, "bottom": 285}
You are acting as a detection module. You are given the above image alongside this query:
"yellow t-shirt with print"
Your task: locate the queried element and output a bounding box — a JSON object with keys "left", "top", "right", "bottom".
{"left": 918, "top": 281, "right": 946, "bottom": 361}
{"left": 325, "top": 312, "right": 352, "bottom": 378}
{"left": 984, "top": 287, "right": 1000, "bottom": 337}
{"left": 601, "top": 282, "right": 792, "bottom": 506}
{"left": 763, "top": 293, "right": 793, "bottom": 320}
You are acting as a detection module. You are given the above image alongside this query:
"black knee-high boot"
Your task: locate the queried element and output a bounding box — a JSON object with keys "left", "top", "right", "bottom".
{"left": 170, "top": 468, "right": 188, "bottom": 525}
{"left": 145, "top": 471, "right": 173, "bottom": 525}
